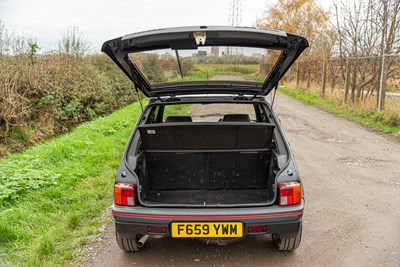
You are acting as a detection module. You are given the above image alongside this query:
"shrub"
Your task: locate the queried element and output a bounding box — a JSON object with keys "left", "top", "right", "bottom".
{"left": 0, "top": 53, "right": 136, "bottom": 156}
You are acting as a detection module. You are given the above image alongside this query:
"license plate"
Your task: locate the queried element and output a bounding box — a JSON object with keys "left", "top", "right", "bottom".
{"left": 171, "top": 222, "right": 243, "bottom": 238}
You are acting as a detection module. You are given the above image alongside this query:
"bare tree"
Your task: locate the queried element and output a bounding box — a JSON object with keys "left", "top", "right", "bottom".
{"left": 0, "top": 20, "right": 6, "bottom": 55}
{"left": 256, "top": 0, "right": 334, "bottom": 60}
{"left": 333, "top": 0, "right": 400, "bottom": 106}
{"left": 58, "top": 26, "right": 91, "bottom": 56}
{"left": 374, "top": 0, "right": 400, "bottom": 107}
{"left": 0, "top": 20, "right": 37, "bottom": 56}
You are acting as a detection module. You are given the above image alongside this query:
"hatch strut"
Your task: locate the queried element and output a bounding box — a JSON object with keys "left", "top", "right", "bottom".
{"left": 269, "top": 69, "right": 281, "bottom": 109}
{"left": 134, "top": 83, "right": 144, "bottom": 112}
{"left": 175, "top": 50, "right": 184, "bottom": 79}
{"left": 271, "top": 83, "right": 278, "bottom": 109}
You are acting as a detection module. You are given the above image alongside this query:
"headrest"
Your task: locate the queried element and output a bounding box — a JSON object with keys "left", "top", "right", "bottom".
{"left": 165, "top": 116, "right": 192, "bottom": 123}
{"left": 222, "top": 114, "right": 250, "bottom": 122}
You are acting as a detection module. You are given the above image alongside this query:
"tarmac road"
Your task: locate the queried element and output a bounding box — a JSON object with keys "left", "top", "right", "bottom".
{"left": 83, "top": 92, "right": 400, "bottom": 267}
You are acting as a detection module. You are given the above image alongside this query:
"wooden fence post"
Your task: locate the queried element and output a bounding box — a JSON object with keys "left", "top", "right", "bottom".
{"left": 378, "top": 54, "right": 385, "bottom": 112}
{"left": 321, "top": 60, "right": 327, "bottom": 97}
{"left": 306, "top": 61, "right": 310, "bottom": 91}
{"left": 343, "top": 57, "right": 349, "bottom": 104}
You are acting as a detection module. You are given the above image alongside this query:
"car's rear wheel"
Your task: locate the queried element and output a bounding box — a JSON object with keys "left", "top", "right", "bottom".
{"left": 272, "top": 222, "right": 302, "bottom": 252}
{"left": 115, "top": 231, "right": 143, "bottom": 252}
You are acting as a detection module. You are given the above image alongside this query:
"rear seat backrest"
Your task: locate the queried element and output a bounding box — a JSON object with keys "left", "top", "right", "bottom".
{"left": 139, "top": 122, "right": 275, "bottom": 151}
{"left": 165, "top": 116, "right": 192, "bottom": 123}
{"left": 222, "top": 114, "right": 250, "bottom": 122}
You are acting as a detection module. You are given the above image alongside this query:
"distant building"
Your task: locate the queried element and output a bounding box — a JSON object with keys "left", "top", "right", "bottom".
{"left": 211, "top": 46, "right": 219, "bottom": 57}
{"left": 198, "top": 51, "right": 207, "bottom": 57}
{"left": 251, "top": 53, "right": 263, "bottom": 59}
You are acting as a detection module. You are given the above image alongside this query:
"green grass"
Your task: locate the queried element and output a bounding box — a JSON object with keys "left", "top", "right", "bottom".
{"left": 0, "top": 101, "right": 191, "bottom": 266}
{"left": 279, "top": 87, "right": 400, "bottom": 140}
{"left": 167, "top": 63, "right": 262, "bottom": 82}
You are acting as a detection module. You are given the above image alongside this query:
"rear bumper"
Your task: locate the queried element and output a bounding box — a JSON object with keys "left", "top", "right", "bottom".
{"left": 113, "top": 199, "right": 304, "bottom": 239}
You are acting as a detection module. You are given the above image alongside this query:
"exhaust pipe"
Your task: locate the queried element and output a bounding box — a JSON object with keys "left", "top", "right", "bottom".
{"left": 137, "top": 234, "right": 150, "bottom": 248}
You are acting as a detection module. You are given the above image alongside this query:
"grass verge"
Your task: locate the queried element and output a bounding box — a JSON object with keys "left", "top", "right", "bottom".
{"left": 0, "top": 101, "right": 191, "bottom": 266}
{"left": 279, "top": 87, "right": 400, "bottom": 140}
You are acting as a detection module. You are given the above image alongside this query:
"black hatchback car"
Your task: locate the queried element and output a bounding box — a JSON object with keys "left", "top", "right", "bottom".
{"left": 102, "top": 26, "right": 308, "bottom": 252}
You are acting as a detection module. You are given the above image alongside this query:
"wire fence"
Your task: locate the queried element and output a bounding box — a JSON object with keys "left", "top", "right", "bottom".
{"left": 281, "top": 55, "right": 400, "bottom": 112}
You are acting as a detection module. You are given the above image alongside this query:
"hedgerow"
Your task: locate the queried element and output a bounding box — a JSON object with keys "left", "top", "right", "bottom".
{"left": 0, "top": 20, "right": 138, "bottom": 156}
{"left": 0, "top": 53, "right": 136, "bottom": 156}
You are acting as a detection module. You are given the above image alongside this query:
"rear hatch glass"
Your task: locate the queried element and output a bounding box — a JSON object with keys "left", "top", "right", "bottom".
{"left": 129, "top": 47, "right": 281, "bottom": 85}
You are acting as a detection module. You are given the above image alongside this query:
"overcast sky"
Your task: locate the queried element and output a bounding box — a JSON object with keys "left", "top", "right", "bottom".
{"left": 0, "top": 0, "right": 331, "bottom": 52}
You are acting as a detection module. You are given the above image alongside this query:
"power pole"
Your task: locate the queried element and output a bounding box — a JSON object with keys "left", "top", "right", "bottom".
{"left": 228, "top": 0, "right": 242, "bottom": 27}
{"left": 227, "top": 0, "right": 242, "bottom": 56}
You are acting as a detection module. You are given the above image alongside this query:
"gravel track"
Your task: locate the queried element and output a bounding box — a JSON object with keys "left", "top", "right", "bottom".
{"left": 83, "top": 90, "right": 400, "bottom": 267}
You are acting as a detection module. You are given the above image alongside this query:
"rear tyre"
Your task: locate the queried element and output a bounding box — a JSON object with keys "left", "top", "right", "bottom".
{"left": 115, "top": 231, "right": 143, "bottom": 252}
{"left": 272, "top": 222, "right": 302, "bottom": 252}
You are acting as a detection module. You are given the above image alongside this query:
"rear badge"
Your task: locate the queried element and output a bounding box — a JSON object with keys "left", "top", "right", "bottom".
{"left": 147, "top": 129, "right": 156, "bottom": 134}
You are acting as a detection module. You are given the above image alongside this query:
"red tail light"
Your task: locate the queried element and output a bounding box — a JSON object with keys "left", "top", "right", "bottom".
{"left": 278, "top": 182, "right": 301, "bottom": 206}
{"left": 114, "top": 183, "right": 137, "bottom": 206}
